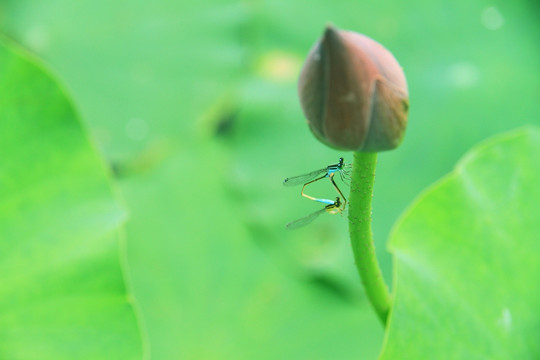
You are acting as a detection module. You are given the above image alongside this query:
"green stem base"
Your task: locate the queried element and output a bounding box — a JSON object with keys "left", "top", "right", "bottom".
{"left": 348, "top": 152, "right": 390, "bottom": 325}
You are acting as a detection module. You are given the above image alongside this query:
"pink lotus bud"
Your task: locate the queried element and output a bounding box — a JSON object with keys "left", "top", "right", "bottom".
{"left": 298, "top": 25, "right": 409, "bottom": 152}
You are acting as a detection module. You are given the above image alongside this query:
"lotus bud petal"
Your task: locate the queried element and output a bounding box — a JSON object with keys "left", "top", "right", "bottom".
{"left": 298, "top": 25, "right": 409, "bottom": 152}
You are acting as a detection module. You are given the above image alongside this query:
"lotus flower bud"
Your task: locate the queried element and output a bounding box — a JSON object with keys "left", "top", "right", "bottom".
{"left": 298, "top": 25, "right": 409, "bottom": 152}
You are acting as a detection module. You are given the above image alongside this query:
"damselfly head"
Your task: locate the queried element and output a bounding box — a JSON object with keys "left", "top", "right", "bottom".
{"left": 325, "top": 197, "right": 342, "bottom": 214}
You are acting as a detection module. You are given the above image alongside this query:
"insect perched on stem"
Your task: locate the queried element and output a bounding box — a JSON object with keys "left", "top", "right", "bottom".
{"left": 283, "top": 157, "right": 351, "bottom": 206}
{"left": 286, "top": 197, "right": 343, "bottom": 230}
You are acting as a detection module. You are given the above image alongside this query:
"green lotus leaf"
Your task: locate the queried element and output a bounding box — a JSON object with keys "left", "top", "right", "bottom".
{"left": 0, "top": 38, "right": 142, "bottom": 359}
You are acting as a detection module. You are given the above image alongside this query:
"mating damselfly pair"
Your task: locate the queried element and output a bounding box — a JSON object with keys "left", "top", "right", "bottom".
{"left": 283, "top": 157, "right": 351, "bottom": 229}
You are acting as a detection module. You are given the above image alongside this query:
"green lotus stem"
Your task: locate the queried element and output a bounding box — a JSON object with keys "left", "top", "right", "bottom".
{"left": 348, "top": 151, "right": 390, "bottom": 325}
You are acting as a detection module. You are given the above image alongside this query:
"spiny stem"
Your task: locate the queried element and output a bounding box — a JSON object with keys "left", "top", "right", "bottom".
{"left": 348, "top": 151, "right": 390, "bottom": 325}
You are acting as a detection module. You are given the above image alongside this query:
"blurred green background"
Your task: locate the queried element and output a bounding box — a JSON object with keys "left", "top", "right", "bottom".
{"left": 1, "top": 0, "right": 539, "bottom": 358}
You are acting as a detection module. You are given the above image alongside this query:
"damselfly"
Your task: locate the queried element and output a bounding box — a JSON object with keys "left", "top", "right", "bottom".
{"left": 286, "top": 197, "right": 343, "bottom": 230}
{"left": 283, "top": 157, "right": 351, "bottom": 205}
